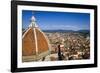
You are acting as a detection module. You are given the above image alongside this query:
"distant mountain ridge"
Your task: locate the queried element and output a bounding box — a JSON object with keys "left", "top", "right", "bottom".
{"left": 42, "top": 29, "right": 90, "bottom": 33}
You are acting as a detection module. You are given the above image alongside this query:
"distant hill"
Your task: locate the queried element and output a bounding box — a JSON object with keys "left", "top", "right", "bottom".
{"left": 77, "top": 30, "right": 90, "bottom": 33}
{"left": 77, "top": 30, "right": 90, "bottom": 37}
{"left": 43, "top": 29, "right": 90, "bottom": 33}
{"left": 43, "top": 30, "right": 75, "bottom": 33}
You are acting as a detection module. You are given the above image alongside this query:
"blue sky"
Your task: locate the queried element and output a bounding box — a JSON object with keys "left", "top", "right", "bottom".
{"left": 22, "top": 10, "right": 90, "bottom": 31}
